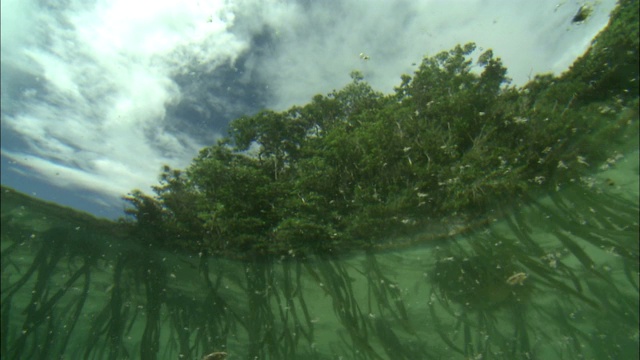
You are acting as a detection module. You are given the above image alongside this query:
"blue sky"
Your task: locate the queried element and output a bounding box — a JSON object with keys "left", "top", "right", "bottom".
{"left": 1, "top": 0, "right": 617, "bottom": 219}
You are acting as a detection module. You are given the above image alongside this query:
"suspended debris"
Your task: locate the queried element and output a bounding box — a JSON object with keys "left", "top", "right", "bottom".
{"left": 202, "top": 352, "right": 227, "bottom": 360}
{"left": 572, "top": 4, "right": 593, "bottom": 23}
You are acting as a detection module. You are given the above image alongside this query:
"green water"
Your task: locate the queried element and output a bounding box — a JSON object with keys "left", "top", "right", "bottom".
{"left": 1, "top": 148, "right": 637, "bottom": 359}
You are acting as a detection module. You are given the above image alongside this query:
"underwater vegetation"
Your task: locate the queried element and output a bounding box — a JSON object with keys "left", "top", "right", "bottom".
{"left": 427, "top": 184, "right": 639, "bottom": 359}
{"left": 1, "top": 167, "right": 638, "bottom": 359}
{"left": 1, "top": 0, "right": 638, "bottom": 359}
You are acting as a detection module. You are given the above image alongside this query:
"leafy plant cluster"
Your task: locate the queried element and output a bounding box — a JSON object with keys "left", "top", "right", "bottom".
{"left": 123, "top": 0, "right": 638, "bottom": 257}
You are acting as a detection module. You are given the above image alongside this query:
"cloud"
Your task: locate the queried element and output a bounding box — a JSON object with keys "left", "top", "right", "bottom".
{"left": 1, "top": 0, "right": 258, "bottom": 203}
{"left": 251, "top": 0, "right": 618, "bottom": 110}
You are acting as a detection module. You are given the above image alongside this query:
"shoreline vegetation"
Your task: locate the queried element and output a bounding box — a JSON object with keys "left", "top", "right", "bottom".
{"left": 122, "top": 0, "right": 637, "bottom": 258}
{"left": 4, "top": 1, "right": 637, "bottom": 260}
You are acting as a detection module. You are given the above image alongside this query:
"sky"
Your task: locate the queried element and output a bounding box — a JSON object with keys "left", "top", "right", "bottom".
{"left": 1, "top": 0, "right": 618, "bottom": 219}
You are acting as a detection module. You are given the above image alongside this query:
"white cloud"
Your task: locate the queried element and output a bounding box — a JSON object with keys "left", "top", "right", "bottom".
{"left": 253, "top": 0, "right": 618, "bottom": 110}
{"left": 1, "top": 0, "right": 254, "bottom": 203}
